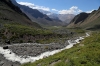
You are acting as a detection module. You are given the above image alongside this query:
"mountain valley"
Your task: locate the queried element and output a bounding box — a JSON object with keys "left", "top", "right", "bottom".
{"left": 0, "top": 0, "right": 100, "bottom": 66}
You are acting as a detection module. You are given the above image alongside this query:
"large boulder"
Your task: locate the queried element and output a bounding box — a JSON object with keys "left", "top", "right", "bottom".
{"left": 3, "top": 46, "right": 9, "bottom": 49}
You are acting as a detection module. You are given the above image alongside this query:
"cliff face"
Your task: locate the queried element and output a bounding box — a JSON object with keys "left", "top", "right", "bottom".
{"left": 67, "top": 7, "right": 100, "bottom": 30}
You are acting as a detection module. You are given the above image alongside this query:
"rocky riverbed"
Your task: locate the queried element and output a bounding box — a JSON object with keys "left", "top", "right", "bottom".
{"left": 0, "top": 41, "right": 69, "bottom": 66}
{"left": 6, "top": 42, "right": 69, "bottom": 57}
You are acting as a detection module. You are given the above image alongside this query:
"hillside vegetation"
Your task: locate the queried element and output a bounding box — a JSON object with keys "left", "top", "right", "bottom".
{"left": 0, "top": 23, "right": 57, "bottom": 43}
{"left": 22, "top": 31, "right": 100, "bottom": 66}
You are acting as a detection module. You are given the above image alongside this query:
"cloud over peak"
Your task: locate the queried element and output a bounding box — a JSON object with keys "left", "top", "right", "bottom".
{"left": 18, "top": 2, "right": 50, "bottom": 11}
{"left": 18, "top": 2, "right": 93, "bottom": 15}
{"left": 18, "top": 2, "right": 35, "bottom": 7}
{"left": 52, "top": 9, "right": 58, "bottom": 11}
{"left": 58, "top": 6, "right": 83, "bottom": 14}
{"left": 86, "top": 9, "right": 94, "bottom": 13}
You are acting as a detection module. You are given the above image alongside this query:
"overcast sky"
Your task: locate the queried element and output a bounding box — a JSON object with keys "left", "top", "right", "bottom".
{"left": 16, "top": 0, "right": 100, "bottom": 14}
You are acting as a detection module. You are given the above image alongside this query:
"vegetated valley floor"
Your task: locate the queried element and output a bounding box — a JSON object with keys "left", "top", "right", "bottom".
{"left": 22, "top": 31, "right": 100, "bottom": 66}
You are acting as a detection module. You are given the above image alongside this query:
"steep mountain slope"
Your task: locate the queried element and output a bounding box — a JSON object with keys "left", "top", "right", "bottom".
{"left": 11, "top": 0, "right": 63, "bottom": 26}
{"left": 0, "top": 0, "right": 41, "bottom": 28}
{"left": 67, "top": 7, "right": 100, "bottom": 30}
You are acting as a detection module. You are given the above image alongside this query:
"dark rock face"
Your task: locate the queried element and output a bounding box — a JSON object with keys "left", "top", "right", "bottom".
{"left": 70, "top": 12, "right": 89, "bottom": 24}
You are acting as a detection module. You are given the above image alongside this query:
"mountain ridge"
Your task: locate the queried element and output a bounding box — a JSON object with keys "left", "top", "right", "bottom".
{"left": 67, "top": 7, "right": 100, "bottom": 30}
{"left": 11, "top": 0, "right": 63, "bottom": 26}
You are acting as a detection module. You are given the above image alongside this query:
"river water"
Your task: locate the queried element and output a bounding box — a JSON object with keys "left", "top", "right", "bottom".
{"left": 0, "top": 33, "right": 90, "bottom": 64}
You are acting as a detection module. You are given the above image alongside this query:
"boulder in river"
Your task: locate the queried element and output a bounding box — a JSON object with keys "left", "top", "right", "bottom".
{"left": 3, "top": 46, "right": 9, "bottom": 49}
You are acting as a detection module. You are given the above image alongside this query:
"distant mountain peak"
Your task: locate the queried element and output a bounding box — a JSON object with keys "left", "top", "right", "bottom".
{"left": 39, "top": 10, "right": 75, "bottom": 24}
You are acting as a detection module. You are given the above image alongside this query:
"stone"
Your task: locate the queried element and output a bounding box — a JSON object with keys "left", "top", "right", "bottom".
{"left": 3, "top": 46, "right": 9, "bottom": 49}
